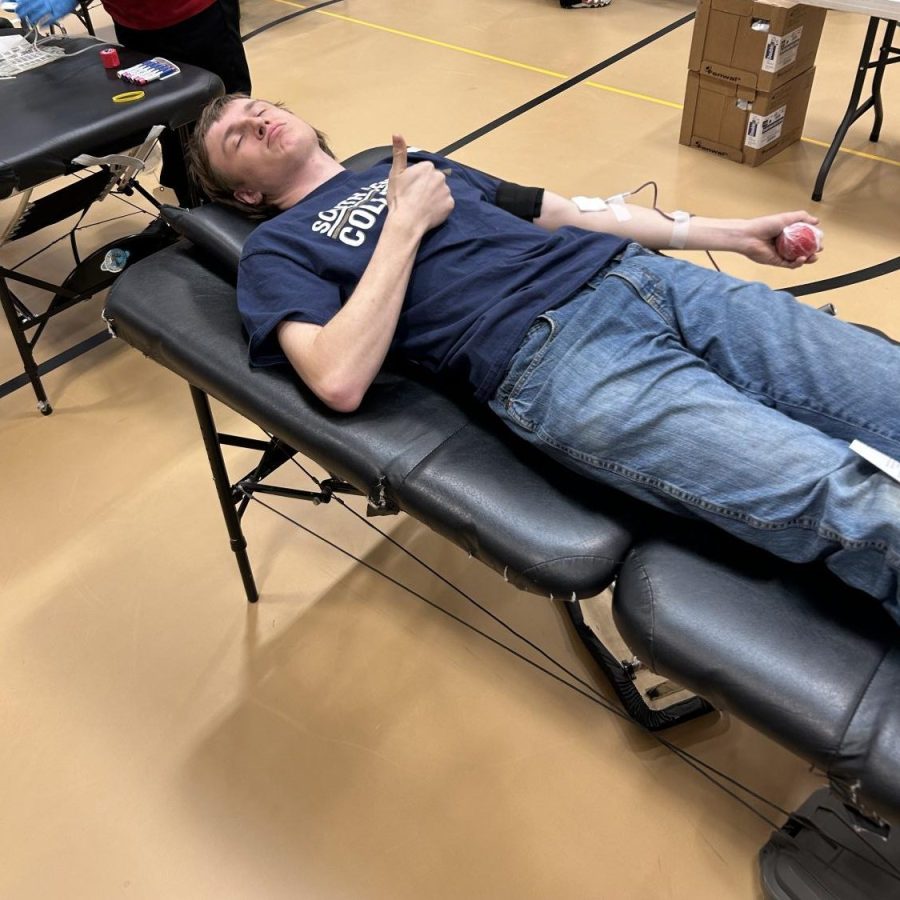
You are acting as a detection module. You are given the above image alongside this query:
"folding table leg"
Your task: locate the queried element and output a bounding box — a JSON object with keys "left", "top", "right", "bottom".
{"left": 0, "top": 274, "right": 51, "bottom": 414}
{"left": 812, "top": 17, "right": 897, "bottom": 202}
{"left": 190, "top": 384, "right": 259, "bottom": 603}
{"left": 867, "top": 19, "right": 897, "bottom": 144}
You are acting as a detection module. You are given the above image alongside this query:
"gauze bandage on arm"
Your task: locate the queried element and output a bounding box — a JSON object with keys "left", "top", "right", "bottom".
{"left": 572, "top": 195, "right": 609, "bottom": 212}
{"left": 571, "top": 193, "right": 632, "bottom": 221}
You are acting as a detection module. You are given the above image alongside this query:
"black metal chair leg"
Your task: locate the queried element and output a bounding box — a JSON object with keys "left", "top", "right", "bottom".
{"left": 190, "top": 384, "right": 259, "bottom": 603}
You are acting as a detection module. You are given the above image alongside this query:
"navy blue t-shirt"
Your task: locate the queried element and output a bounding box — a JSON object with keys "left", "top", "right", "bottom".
{"left": 238, "top": 152, "right": 627, "bottom": 402}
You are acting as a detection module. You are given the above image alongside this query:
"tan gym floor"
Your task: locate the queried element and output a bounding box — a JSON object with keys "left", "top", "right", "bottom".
{"left": 1, "top": 2, "right": 898, "bottom": 897}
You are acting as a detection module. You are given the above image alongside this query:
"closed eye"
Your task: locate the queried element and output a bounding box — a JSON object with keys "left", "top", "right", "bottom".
{"left": 239, "top": 108, "right": 265, "bottom": 148}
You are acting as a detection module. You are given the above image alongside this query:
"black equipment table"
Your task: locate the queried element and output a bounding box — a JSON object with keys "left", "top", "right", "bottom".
{"left": 0, "top": 33, "right": 223, "bottom": 413}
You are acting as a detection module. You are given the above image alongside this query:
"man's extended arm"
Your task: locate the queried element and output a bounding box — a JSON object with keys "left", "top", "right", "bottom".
{"left": 276, "top": 136, "right": 454, "bottom": 413}
{"left": 534, "top": 190, "right": 821, "bottom": 269}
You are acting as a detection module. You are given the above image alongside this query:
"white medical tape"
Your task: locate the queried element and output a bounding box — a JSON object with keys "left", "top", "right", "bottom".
{"left": 670, "top": 210, "right": 691, "bottom": 249}
{"left": 572, "top": 195, "right": 608, "bottom": 212}
{"left": 606, "top": 194, "right": 632, "bottom": 222}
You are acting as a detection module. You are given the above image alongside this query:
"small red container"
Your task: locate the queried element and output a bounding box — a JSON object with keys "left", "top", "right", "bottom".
{"left": 100, "top": 48, "right": 120, "bottom": 69}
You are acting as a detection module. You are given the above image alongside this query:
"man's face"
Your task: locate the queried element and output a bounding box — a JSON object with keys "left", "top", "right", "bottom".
{"left": 205, "top": 98, "right": 319, "bottom": 206}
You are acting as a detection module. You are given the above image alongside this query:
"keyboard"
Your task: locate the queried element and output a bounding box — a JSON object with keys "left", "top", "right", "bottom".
{"left": 0, "top": 35, "right": 64, "bottom": 77}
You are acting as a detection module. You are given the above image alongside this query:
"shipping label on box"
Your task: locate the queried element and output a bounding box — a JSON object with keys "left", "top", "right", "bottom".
{"left": 745, "top": 105, "right": 786, "bottom": 148}
{"left": 762, "top": 26, "right": 803, "bottom": 73}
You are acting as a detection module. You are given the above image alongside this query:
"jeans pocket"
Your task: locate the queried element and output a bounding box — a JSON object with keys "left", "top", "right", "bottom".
{"left": 501, "top": 314, "right": 558, "bottom": 431}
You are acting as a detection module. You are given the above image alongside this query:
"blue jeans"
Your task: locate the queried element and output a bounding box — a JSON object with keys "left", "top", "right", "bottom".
{"left": 489, "top": 244, "right": 900, "bottom": 619}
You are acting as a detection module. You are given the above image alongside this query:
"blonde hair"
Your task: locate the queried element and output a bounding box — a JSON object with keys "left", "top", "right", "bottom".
{"left": 188, "top": 93, "right": 336, "bottom": 219}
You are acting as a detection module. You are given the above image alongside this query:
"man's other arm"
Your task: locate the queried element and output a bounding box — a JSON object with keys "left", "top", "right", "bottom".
{"left": 534, "top": 189, "right": 820, "bottom": 269}
{"left": 276, "top": 136, "right": 454, "bottom": 413}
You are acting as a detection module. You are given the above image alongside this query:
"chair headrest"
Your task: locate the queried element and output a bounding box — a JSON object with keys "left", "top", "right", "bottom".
{"left": 160, "top": 203, "right": 255, "bottom": 277}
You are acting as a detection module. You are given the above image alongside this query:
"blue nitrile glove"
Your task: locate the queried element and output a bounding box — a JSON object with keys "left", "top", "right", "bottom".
{"left": 16, "top": 0, "right": 77, "bottom": 27}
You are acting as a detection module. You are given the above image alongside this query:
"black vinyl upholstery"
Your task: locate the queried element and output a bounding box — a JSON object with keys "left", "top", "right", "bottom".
{"left": 613, "top": 529, "right": 900, "bottom": 822}
{"left": 104, "top": 240, "right": 635, "bottom": 597}
{"left": 103, "top": 154, "right": 900, "bottom": 825}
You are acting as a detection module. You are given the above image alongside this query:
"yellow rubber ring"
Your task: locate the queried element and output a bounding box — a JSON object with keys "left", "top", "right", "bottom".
{"left": 112, "top": 90, "right": 145, "bottom": 103}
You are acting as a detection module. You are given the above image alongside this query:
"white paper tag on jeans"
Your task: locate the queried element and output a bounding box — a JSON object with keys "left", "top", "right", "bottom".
{"left": 850, "top": 440, "right": 900, "bottom": 484}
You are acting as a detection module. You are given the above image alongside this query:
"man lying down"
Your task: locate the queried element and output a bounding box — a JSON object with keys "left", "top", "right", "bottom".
{"left": 189, "top": 94, "right": 900, "bottom": 623}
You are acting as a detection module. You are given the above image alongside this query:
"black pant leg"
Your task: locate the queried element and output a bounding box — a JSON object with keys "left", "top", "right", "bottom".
{"left": 114, "top": 3, "right": 251, "bottom": 93}
{"left": 114, "top": 4, "right": 251, "bottom": 204}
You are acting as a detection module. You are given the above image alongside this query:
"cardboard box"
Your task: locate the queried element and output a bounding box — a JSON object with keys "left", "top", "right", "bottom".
{"left": 679, "top": 66, "right": 815, "bottom": 166}
{"left": 689, "top": 0, "right": 825, "bottom": 92}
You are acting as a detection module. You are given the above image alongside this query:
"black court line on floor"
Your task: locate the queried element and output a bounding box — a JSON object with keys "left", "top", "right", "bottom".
{"left": 242, "top": 0, "right": 344, "bottom": 43}
{"left": 785, "top": 254, "right": 900, "bottom": 297}
{"left": 437, "top": 11, "right": 695, "bottom": 156}
{"left": 0, "top": 329, "right": 112, "bottom": 402}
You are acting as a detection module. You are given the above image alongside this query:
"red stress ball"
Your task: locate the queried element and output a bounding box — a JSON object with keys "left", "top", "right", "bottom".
{"left": 775, "top": 223, "right": 824, "bottom": 262}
